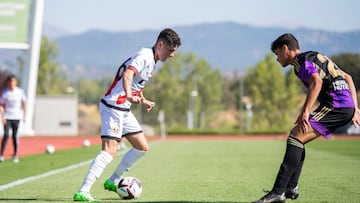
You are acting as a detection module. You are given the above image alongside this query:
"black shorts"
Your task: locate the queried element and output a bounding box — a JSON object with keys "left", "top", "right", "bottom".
{"left": 309, "top": 106, "right": 354, "bottom": 138}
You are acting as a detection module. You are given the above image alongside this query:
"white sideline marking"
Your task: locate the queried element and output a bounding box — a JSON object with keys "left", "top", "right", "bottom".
{"left": 0, "top": 140, "right": 161, "bottom": 191}
{"left": 0, "top": 160, "right": 92, "bottom": 191}
{"left": 0, "top": 149, "right": 128, "bottom": 191}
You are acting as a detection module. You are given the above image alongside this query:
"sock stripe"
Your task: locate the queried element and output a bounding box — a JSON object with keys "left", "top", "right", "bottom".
{"left": 288, "top": 136, "right": 304, "bottom": 149}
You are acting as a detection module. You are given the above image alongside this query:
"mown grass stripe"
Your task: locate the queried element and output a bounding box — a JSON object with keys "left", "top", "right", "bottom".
{"left": 0, "top": 140, "right": 162, "bottom": 191}
{"left": 0, "top": 160, "right": 91, "bottom": 191}
{"left": 0, "top": 148, "right": 129, "bottom": 191}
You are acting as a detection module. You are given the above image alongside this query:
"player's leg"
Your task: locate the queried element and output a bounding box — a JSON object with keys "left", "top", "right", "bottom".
{"left": 252, "top": 127, "right": 319, "bottom": 203}
{"left": 0, "top": 121, "right": 10, "bottom": 161}
{"left": 283, "top": 107, "right": 355, "bottom": 200}
{"left": 253, "top": 107, "right": 354, "bottom": 203}
{"left": 74, "top": 138, "right": 116, "bottom": 201}
{"left": 10, "top": 120, "right": 20, "bottom": 162}
{"left": 74, "top": 103, "right": 122, "bottom": 201}
{"left": 78, "top": 138, "right": 117, "bottom": 190}
{"left": 105, "top": 112, "right": 148, "bottom": 192}
{"left": 276, "top": 127, "right": 319, "bottom": 199}
{"left": 105, "top": 132, "right": 148, "bottom": 193}
{"left": 284, "top": 147, "right": 304, "bottom": 199}
{"left": 283, "top": 125, "right": 320, "bottom": 200}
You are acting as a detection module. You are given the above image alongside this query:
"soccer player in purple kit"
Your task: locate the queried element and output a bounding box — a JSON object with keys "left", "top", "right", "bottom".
{"left": 252, "top": 33, "right": 360, "bottom": 203}
{"left": 73, "top": 28, "right": 181, "bottom": 202}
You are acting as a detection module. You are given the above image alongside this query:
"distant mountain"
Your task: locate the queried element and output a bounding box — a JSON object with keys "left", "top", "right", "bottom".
{"left": 1, "top": 22, "right": 360, "bottom": 79}
{"left": 54, "top": 22, "right": 360, "bottom": 77}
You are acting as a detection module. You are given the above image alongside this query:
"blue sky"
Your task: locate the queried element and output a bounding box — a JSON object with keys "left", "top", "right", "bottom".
{"left": 43, "top": 0, "right": 360, "bottom": 34}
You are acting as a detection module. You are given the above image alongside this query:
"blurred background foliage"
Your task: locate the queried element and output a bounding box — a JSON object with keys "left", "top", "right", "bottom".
{"left": 13, "top": 36, "right": 360, "bottom": 135}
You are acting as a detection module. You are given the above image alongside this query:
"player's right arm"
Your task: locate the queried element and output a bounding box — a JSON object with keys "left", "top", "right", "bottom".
{"left": 123, "top": 68, "right": 142, "bottom": 104}
{"left": 0, "top": 104, "right": 5, "bottom": 125}
{"left": 296, "top": 73, "right": 323, "bottom": 133}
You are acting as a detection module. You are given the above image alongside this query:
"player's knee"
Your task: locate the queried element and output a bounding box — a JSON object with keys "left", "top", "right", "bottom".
{"left": 290, "top": 127, "right": 302, "bottom": 138}
{"left": 138, "top": 144, "right": 149, "bottom": 152}
{"left": 131, "top": 142, "right": 149, "bottom": 152}
{"left": 104, "top": 148, "right": 117, "bottom": 157}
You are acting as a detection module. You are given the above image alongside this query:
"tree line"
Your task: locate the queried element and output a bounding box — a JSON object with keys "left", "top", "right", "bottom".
{"left": 14, "top": 36, "right": 360, "bottom": 134}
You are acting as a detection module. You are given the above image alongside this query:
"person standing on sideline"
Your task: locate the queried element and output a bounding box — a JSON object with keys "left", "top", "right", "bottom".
{"left": 0, "top": 74, "right": 27, "bottom": 163}
{"left": 252, "top": 33, "right": 360, "bottom": 203}
{"left": 73, "top": 28, "right": 181, "bottom": 202}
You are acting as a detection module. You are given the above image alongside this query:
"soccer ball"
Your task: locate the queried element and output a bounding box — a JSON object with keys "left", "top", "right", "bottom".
{"left": 117, "top": 177, "right": 142, "bottom": 200}
{"left": 83, "top": 139, "right": 91, "bottom": 147}
{"left": 45, "top": 144, "right": 55, "bottom": 154}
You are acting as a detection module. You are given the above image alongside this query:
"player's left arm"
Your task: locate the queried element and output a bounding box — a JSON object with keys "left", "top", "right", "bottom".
{"left": 0, "top": 104, "right": 5, "bottom": 125}
{"left": 123, "top": 68, "right": 142, "bottom": 104}
{"left": 139, "top": 91, "right": 155, "bottom": 112}
{"left": 341, "top": 70, "right": 360, "bottom": 127}
{"left": 22, "top": 100, "right": 26, "bottom": 122}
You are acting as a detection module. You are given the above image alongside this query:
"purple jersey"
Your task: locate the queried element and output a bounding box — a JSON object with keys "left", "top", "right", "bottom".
{"left": 294, "top": 51, "right": 354, "bottom": 108}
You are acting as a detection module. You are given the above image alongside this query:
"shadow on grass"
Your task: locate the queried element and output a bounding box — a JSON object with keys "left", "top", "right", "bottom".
{"left": 129, "top": 202, "right": 248, "bottom": 203}
{"left": 102, "top": 199, "right": 248, "bottom": 203}
{"left": 0, "top": 198, "right": 68, "bottom": 202}
{"left": 0, "top": 198, "right": 248, "bottom": 203}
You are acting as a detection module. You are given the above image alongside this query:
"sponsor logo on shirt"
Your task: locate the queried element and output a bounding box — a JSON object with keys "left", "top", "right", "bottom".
{"left": 332, "top": 80, "right": 349, "bottom": 91}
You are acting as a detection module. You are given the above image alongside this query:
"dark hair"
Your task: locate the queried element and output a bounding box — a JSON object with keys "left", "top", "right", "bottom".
{"left": 6, "top": 74, "right": 16, "bottom": 82}
{"left": 157, "top": 28, "right": 181, "bottom": 47}
{"left": 271, "top": 33, "right": 300, "bottom": 52}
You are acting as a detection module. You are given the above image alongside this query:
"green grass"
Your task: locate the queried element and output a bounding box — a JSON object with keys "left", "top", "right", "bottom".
{"left": 0, "top": 138, "right": 359, "bottom": 202}
{"left": 0, "top": 146, "right": 101, "bottom": 184}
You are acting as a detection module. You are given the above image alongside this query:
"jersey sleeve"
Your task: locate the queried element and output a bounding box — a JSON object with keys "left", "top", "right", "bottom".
{"left": 127, "top": 53, "right": 147, "bottom": 74}
{"left": 298, "top": 61, "right": 319, "bottom": 83}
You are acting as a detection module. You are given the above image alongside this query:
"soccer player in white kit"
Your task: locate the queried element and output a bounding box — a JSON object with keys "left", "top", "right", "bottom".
{"left": 74, "top": 28, "right": 181, "bottom": 202}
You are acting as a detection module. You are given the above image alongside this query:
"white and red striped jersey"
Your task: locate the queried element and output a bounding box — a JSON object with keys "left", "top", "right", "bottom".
{"left": 102, "top": 47, "right": 156, "bottom": 109}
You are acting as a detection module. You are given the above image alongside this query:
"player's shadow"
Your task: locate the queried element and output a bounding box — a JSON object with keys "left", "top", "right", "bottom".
{"left": 129, "top": 202, "right": 248, "bottom": 203}
{"left": 101, "top": 199, "right": 248, "bottom": 203}
{"left": 0, "top": 198, "right": 69, "bottom": 202}
{"left": 122, "top": 201, "right": 249, "bottom": 203}
{"left": 117, "top": 201, "right": 248, "bottom": 203}
{"left": 0, "top": 198, "right": 248, "bottom": 203}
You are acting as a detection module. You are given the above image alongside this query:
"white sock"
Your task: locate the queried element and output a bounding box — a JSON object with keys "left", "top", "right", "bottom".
{"left": 109, "top": 148, "right": 147, "bottom": 184}
{"left": 78, "top": 150, "right": 113, "bottom": 192}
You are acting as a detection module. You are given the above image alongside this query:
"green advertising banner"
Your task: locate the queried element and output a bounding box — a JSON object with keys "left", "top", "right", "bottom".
{"left": 0, "top": 0, "right": 31, "bottom": 44}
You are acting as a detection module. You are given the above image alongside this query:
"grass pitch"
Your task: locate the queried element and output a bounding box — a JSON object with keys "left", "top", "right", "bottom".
{"left": 0, "top": 137, "right": 359, "bottom": 202}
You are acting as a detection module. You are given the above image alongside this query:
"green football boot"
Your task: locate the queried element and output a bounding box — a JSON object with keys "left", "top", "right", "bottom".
{"left": 73, "top": 191, "right": 100, "bottom": 202}
{"left": 104, "top": 179, "right": 117, "bottom": 192}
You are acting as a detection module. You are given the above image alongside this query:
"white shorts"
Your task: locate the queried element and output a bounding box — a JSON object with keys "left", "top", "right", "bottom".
{"left": 99, "top": 102, "right": 142, "bottom": 141}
